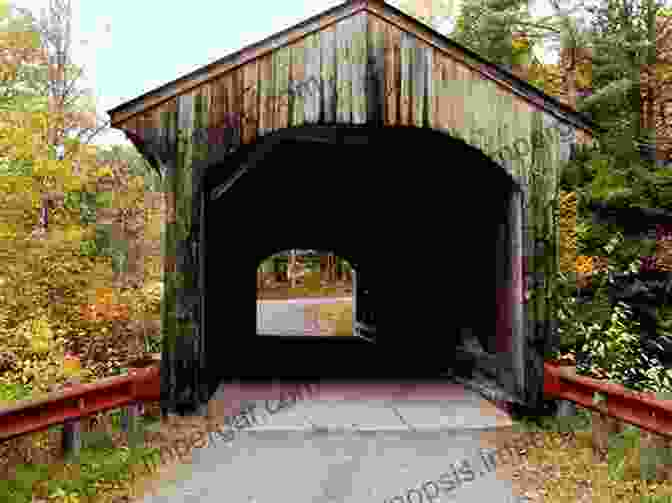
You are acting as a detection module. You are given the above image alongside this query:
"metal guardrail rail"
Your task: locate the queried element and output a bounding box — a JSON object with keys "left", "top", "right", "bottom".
{"left": 0, "top": 366, "right": 160, "bottom": 443}
{"left": 2, "top": 358, "right": 672, "bottom": 455}
{"left": 543, "top": 361, "right": 672, "bottom": 438}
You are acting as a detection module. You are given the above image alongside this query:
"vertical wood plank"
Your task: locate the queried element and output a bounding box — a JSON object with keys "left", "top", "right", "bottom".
{"left": 169, "top": 98, "right": 178, "bottom": 158}
{"left": 136, "top": 112, "right": 146, "bottom": 148}
{"left": 454, "top": 62, "right": 466, "bottom": 139}
{"left": 412, "top": 39, "right": 427, "bottom": 128}
{"left": 211, "top": 76, "right": 225, "bottom": 158}
{"left": 463, "top": 65, "right": 474, "bottom": 141}
{"left": 351, "top": 11, "right": 367, "bottom": 124}
{"left": 259, "top": 54, "right": 274, "bottom": 136}
{"left": 367, "top": 14, "right": 386, "bottom": 125}
{"left": 304, "top": 32, "right": 320, "bottom": 125}
{"left": 290, "top": 38, "right": 306, "bottom": 128}
{"left": 224, "top": 72, "right": 241, "bottom": 151}
{"left": 190, "top": 89, "right": 204, "bottom": 161}
{"left": 468, "top": 74, "right": 479, "bottom": 144}
{"left": 320, "top": 25, "right": 337, "bottom": 124}
{"left": 399, "top": 31, "right": 412, "bottom": 127}
{"left": 384, "top": 22, "right": 399, "bottom": 126}
{"left": 274, "top": 45, "right": 291, "bottom": 131}
{"left": 201, "top": 84, "right": 211, "bottom": 141}
{"left": 488, "top": 80, "right": 502, "bottom": 161}
{"left": 157, "top": 106, "right": 168, "bottom": 160}
{"left": 144, "top": 111, "right": 154, "bottom": 147}
{"left": 444, "top": 59, "right": 454, "bottom": 135}
{"left": 424, "top": 45, "right": 433, "bottom": 130}
{"left": 242, "top": 60, "right": 258, "bottom": 145}
{"left": 336, "top": 15, "right": 353, "bottom": 123}
{"left": 432, "top": 49, "right": 446, "bottom": 129}
{"left": 177, "top": 93, "right": 194, "bottom": 160}
{"left": 235, "top": 68, "right": 246, "bottom": 146}
{"left": 162, "top": 99, "right": 174, "bottom": 160}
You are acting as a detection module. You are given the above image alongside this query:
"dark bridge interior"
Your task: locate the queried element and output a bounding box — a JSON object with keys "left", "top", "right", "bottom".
{"left": 204, "top": 126, "right": 519, "bottom": 387}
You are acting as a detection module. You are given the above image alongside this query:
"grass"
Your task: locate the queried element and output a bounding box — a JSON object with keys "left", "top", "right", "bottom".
{"left": 1, "top": 441, "right": 162, "bottom": 503}
{"left": 0, "top": 406, "right": 163, "bottom": 503}
{"left": 309, "top": 300, "right": 354, "bottom": 336}
{"left": 0, "top": 382, "right": 32, "bottom": 404}
{"left": 509, "top": 405, "right": 672, "bottom": 502}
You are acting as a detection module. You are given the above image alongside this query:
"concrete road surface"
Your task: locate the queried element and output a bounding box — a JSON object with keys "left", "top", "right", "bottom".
{"left": 257, "top": 297, "right": 353, "bottom": 336}
{"left": 139, "top": 381, "right": 535, "bottom": 503}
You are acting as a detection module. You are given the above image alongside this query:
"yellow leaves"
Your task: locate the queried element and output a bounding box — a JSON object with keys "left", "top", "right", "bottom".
{"left": 50, "top": 224, "right": 85, "bottom": 245}
{"left": 95, "top": 165, "right": 115, "bottom": 178}
{"left": 63, "top": 225, "right": 84, "bottom": 243}
{"left": 0, "top": 221, "right": 16, "bottom": 240}
{"left": 63, "top": 353, "right": 81, "bottom": 378}
{"left": 27, "top": 314, "right": 54, "bottom": 355}
{"left": 0, "top": 174, "right": 34, "bottom": 194}
{"left": 576, "top": 255, "right": 594, "bottom": 275}
{"left": 559, "top": 191, "right": 578, "bottom": 274}
{"left": 33, "top": 158, "right": 65, "bottom": 179}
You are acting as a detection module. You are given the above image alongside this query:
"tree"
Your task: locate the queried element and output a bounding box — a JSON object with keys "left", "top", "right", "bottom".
{"left": 0, "top": 1, "right": 47, "bottom": 114}
{"left": 387, "top": 0, "right": 457, "bottom": 30}
{"left": 579, "top": 0, "right": 672, "bottom": 161}
{"left": 1, "top": 0, "right": 120, "bottom": 239}
{"left": 449, "top": 0, "right": 595, "bottom": 93}
{"left": 20, "top": 0, "right": 110, "bottom": 149}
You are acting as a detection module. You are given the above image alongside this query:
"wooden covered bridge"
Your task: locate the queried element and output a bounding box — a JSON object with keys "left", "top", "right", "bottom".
{"left": 107, "top": 0, "right": 602, "bottom": 417}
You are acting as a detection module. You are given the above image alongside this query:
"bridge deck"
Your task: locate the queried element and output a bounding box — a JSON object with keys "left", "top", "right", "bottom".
{"left": 139, "top": 381, "right": 535, "bottom": 503}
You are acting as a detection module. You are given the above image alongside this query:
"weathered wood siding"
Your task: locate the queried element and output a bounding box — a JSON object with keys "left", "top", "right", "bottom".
{"left": 109, "top": 6, "right": 596, "bottom": 414}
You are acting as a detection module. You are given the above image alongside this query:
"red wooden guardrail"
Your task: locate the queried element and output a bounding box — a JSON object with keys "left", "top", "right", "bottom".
{"left": 2, "top": 359, "right": 672, "bottom": 448}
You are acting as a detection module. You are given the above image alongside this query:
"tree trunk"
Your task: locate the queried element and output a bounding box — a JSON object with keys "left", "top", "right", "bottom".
{"left": 329, "top": 253, "right": 335, "bottom": 283}
{"left": 288, "top": 249, "right": 297, "bottom": 289}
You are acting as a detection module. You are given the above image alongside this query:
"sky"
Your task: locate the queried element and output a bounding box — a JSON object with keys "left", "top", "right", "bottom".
{"left": 14, "top": 0, "right": 590, "bottom": 148}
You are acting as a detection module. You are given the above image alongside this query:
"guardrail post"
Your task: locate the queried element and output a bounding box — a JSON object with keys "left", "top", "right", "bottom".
{"left": 121, "top": 401, "right": 144, "bottom": 447}
{"left": 555, "top": 399, "right": 577, "bottom": 417}
{"left": 61, "top": 378, "right": 81, "bottom": 461}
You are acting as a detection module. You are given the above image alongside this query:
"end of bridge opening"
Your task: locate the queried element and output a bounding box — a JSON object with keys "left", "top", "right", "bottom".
{"left": 256, "top": 249, "right": 374, "bottom": 339}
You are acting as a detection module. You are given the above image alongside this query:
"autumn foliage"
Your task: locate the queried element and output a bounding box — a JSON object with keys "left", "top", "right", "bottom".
{"left": 0, "top": 2, "right": 165, "bottom": 401}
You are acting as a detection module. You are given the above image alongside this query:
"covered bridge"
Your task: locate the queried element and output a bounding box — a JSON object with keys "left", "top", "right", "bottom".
{"left": 107, "top": 0, "right": 602, "bottom": 417}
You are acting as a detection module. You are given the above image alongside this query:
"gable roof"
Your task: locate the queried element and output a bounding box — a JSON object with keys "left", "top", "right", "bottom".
{"left": 107, "top": 0, "right": 603, "bottom": 136}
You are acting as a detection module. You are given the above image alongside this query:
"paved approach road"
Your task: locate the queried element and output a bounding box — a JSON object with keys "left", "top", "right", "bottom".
{"left": 139, "top": 381, "right": 534, "bottom": 503}
{"left": 256, "top": 297, "right": 353, "bottom": 336}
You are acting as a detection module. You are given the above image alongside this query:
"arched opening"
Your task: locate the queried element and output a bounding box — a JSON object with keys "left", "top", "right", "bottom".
{"left": 256, "top": 249, "right": 357, "bottom": 337}
{"left": 203, "top": 125, "right": 524, "bottom": 386}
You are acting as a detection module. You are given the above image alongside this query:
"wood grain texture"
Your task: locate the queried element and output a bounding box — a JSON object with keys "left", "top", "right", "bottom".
{"left": 320, "top": 24, "right": 337, "bottom": 124}
{"left": 304, "top": 32, "right": 320, "bottom": 125}
{"left": 351, "top": 11, "right": 367, "bottom": 124}
{"left": 424, "top": 46, "right": 434, "bottom": 130}
{"left": 289, "top": 37, "right": 305, "bottom": 128}
{"left": 399, "top": 31, "right": 412, "bottom": 127}
{"left": 367, "top": 14, "right": 386, "bottom": 125}
{"left": 242, "top": 59, "right": 258, "bottom": 145}
{"left": 434, "top": 55, "right": 446, "bottom": 131}
{"left": 259, "top": 54, "right": 274, "bottom": 136}
{"left": 411, "top": 39, "right": 426, "bottom": 128}
{"left": 177, "top": 92, "right": 193, "bottom": 136}
{"left": 384, "top": 21, "right": 399, "bottom": 126}
{"left": 274, "top": 45, "right": 291, "bottom": 131}
{"left": 336, "top": 15, "right": 353, "bottom": 123}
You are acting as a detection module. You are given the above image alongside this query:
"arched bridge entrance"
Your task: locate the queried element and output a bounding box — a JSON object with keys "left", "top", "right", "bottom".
{"left": 203, "top": 125, "right": 525, "bottom": 398}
